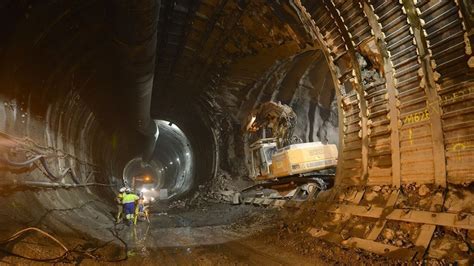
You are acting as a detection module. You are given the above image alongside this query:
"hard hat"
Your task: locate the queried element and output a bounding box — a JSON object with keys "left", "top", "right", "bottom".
{"left": 126, "top": 188, "right": 131, "bottom": 193}
{"left": 119, "top": 187, "right": 126, "bottom": 193}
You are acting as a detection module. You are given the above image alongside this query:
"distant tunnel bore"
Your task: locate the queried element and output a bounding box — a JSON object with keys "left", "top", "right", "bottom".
{"left": 123, "top": 120, "right": 194, "bottom": 200}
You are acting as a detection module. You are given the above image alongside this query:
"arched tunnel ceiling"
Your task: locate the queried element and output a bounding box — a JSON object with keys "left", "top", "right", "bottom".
{"left": 0, "top": 0, "right": 474, "bottom": 263}
{"left": 151, "top": 0, "right": 314, "bottom": 110}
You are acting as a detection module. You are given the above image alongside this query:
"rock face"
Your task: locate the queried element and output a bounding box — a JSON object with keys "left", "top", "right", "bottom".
{"left": 418, "top": 185, "right": 430, "bottom": 196}
{"left": 289, "top": 51, "right": 339, "bottom": 145}
{"left": 202, "top": 48, "right": 339, "bottom": 188}
{"left": 383, "top": 228, "right": 395, "bottom": 241}
{"left": 372, "top": 186, "right": 382, "bottom": 192}
{"left": 365, "top": 191, "right": 378, "bottom": 202}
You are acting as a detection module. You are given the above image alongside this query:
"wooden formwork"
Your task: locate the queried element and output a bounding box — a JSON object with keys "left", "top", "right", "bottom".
{"left": 302, "top": 0, "right": 474, "bottom": 187}
{"left": 294, "top": 0, "right": 474, "bottom": 260}
{"left": 305, "top": 185, "right": 473, "bottom": 260}
{"left": 241, "top": 184, "right": 472, "bottom": 260}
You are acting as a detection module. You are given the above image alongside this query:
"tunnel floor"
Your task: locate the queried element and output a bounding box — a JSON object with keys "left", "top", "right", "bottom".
{"left": 0, "top": 199, "right": 405, "bottom": 265}
{"left": 118, "top": 203, "right": 314, "bottom": 265}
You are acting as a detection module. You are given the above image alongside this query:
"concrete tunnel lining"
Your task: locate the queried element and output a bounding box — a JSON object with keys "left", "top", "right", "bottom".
{"left": 121, "top": 120, "right": 196, "bottom": 199}
{"left": 0, "top": 0, "right": 473, "bottom": 263}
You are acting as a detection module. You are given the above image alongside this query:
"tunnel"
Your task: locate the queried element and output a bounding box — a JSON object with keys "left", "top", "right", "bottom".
{"left": 0, "top": 0, "right": 473, "bottom": 264}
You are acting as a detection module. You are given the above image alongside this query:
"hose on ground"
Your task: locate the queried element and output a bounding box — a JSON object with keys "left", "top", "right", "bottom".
{"left": 0, "top": 225, "right": 129, "bottom": 263}
{"left": 0, "top": 227, "right": 69, "bottom": 262}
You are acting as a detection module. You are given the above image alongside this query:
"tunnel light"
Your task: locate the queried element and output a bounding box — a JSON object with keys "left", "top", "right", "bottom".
{"left": 141, "top": 188, "right": 148, "bottom": 193}
{"left": 154, "top": 124, "right": 160, "bottom": 141}
{"left": 169, "top": 161, "right": 173, "bottom": 165}
{"left": 176, "top": 158, "right": 180, "bottom": 161}
{"left": 150, "top": 197, "right": 155, "bottom": 202}
{"left": 186, "top": 152, "right": 190, "bottom": 156}
{"left": 151, "top": 188, "right": 155, "bottom": 191}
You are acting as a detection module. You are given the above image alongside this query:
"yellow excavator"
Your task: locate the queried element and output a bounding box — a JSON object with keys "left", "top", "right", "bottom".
{"left": 242, "top": 101, "right": 338, "bottom": 200}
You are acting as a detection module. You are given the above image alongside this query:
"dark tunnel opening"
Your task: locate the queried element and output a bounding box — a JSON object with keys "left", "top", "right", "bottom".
{"left": 121, "top": 118, "right": 197, "bottom": 201}
{"left": 0, "top": 0, "right": 473, "bottom": 264}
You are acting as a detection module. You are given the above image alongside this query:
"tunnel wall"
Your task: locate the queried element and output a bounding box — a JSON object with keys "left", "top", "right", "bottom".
{"left": 0, "top": 0, "right": 146, "bottom": 238}
{"left": 0, "top": 0, "right": 144, "bottom": 178}
{"left": 235, "top": 49, "right": 338, "bottom": 145}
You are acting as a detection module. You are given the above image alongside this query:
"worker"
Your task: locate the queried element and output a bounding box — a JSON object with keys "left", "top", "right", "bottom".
{"left": 134, "top": 193, "right": 150, "bottom": 224}
{"left": 134, "top": 193, "right": 144, "bottom": 225}
{"left": 122, "top": 188, "right": 139, "bottom": 226}
{"left": 115, "top": 187, "right": 127, "bottom": 223}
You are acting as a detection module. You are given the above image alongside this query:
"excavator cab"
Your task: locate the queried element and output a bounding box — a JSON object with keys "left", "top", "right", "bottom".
{"left": 248, "top": 138, "right": 278, "bottom": 180}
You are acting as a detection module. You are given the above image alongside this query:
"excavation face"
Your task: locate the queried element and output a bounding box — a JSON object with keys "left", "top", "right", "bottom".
{"left": 0, "top": 0, "right": 473, "bottom": 264}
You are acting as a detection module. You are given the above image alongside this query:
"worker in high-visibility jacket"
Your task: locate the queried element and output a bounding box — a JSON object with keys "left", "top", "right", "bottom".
{"left": 134, "top": 193, "right": 150, "bottom": 224}
{"left": 122, "top": 188, "right": 139, "bottom": 225}
{"left": 115, "top": 187, "right": 127, "bottom": 223}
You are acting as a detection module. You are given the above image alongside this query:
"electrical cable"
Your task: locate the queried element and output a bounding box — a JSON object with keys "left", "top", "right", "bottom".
{"left": 39, "top": 156, "right": 61, "bottom": 181}
{"left": 0, "top": 130, "right": 99, "bottom": 167}
{"left": 1, "top": 143, "right": 102, "bottom": 186}
{"left": 0, "top": 150, "right": 89, "bottom": 184}
{"left": 0, "top": 154, "right": 44, "bottom": 167}
{"left": 0, "top": 153, "right": 78, "bottom": 184}
{"left": 0, "top": 130, "right": 104, "bottom": 186}
{"left": 17, "top": 181, "right": 114, "bottom": 188}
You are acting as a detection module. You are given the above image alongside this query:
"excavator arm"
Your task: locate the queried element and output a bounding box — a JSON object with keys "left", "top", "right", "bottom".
{"left": 245, "top": 101, "right": 297, "bottom": 148}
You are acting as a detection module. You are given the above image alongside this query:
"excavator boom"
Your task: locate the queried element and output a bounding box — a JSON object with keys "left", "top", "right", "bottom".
{"left": 245, "top": 101, "right": 297, "bottom": 148}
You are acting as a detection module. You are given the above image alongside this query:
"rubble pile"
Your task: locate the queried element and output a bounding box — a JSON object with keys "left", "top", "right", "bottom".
{"left": 269, "top": 215, "right": 397, "bottom": 264}
{"left": 168, "top": 200, "right": 186, "bottom": 209}
{"left": 428, "top": 227, "right": 472, "bottom": 263}
{"left": 261, "top": 183, "right": 473, "bottom": 264}
{"left": 361, "top": 185, "right": 397, "bottom": 205}
{"left": 186, "top": 171, "right": 237, "bottom": 205}
{"left": 397, "top": 183, "right": 444, "bottom": 211}
{"left": 167, "top": 170, "right": 249, "bottom": 209}
{"left": 443, "top": 184, "right": 474, "bottom": 213}
{"left": 376, "top": 222, "right": 416, "bottom": 248}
